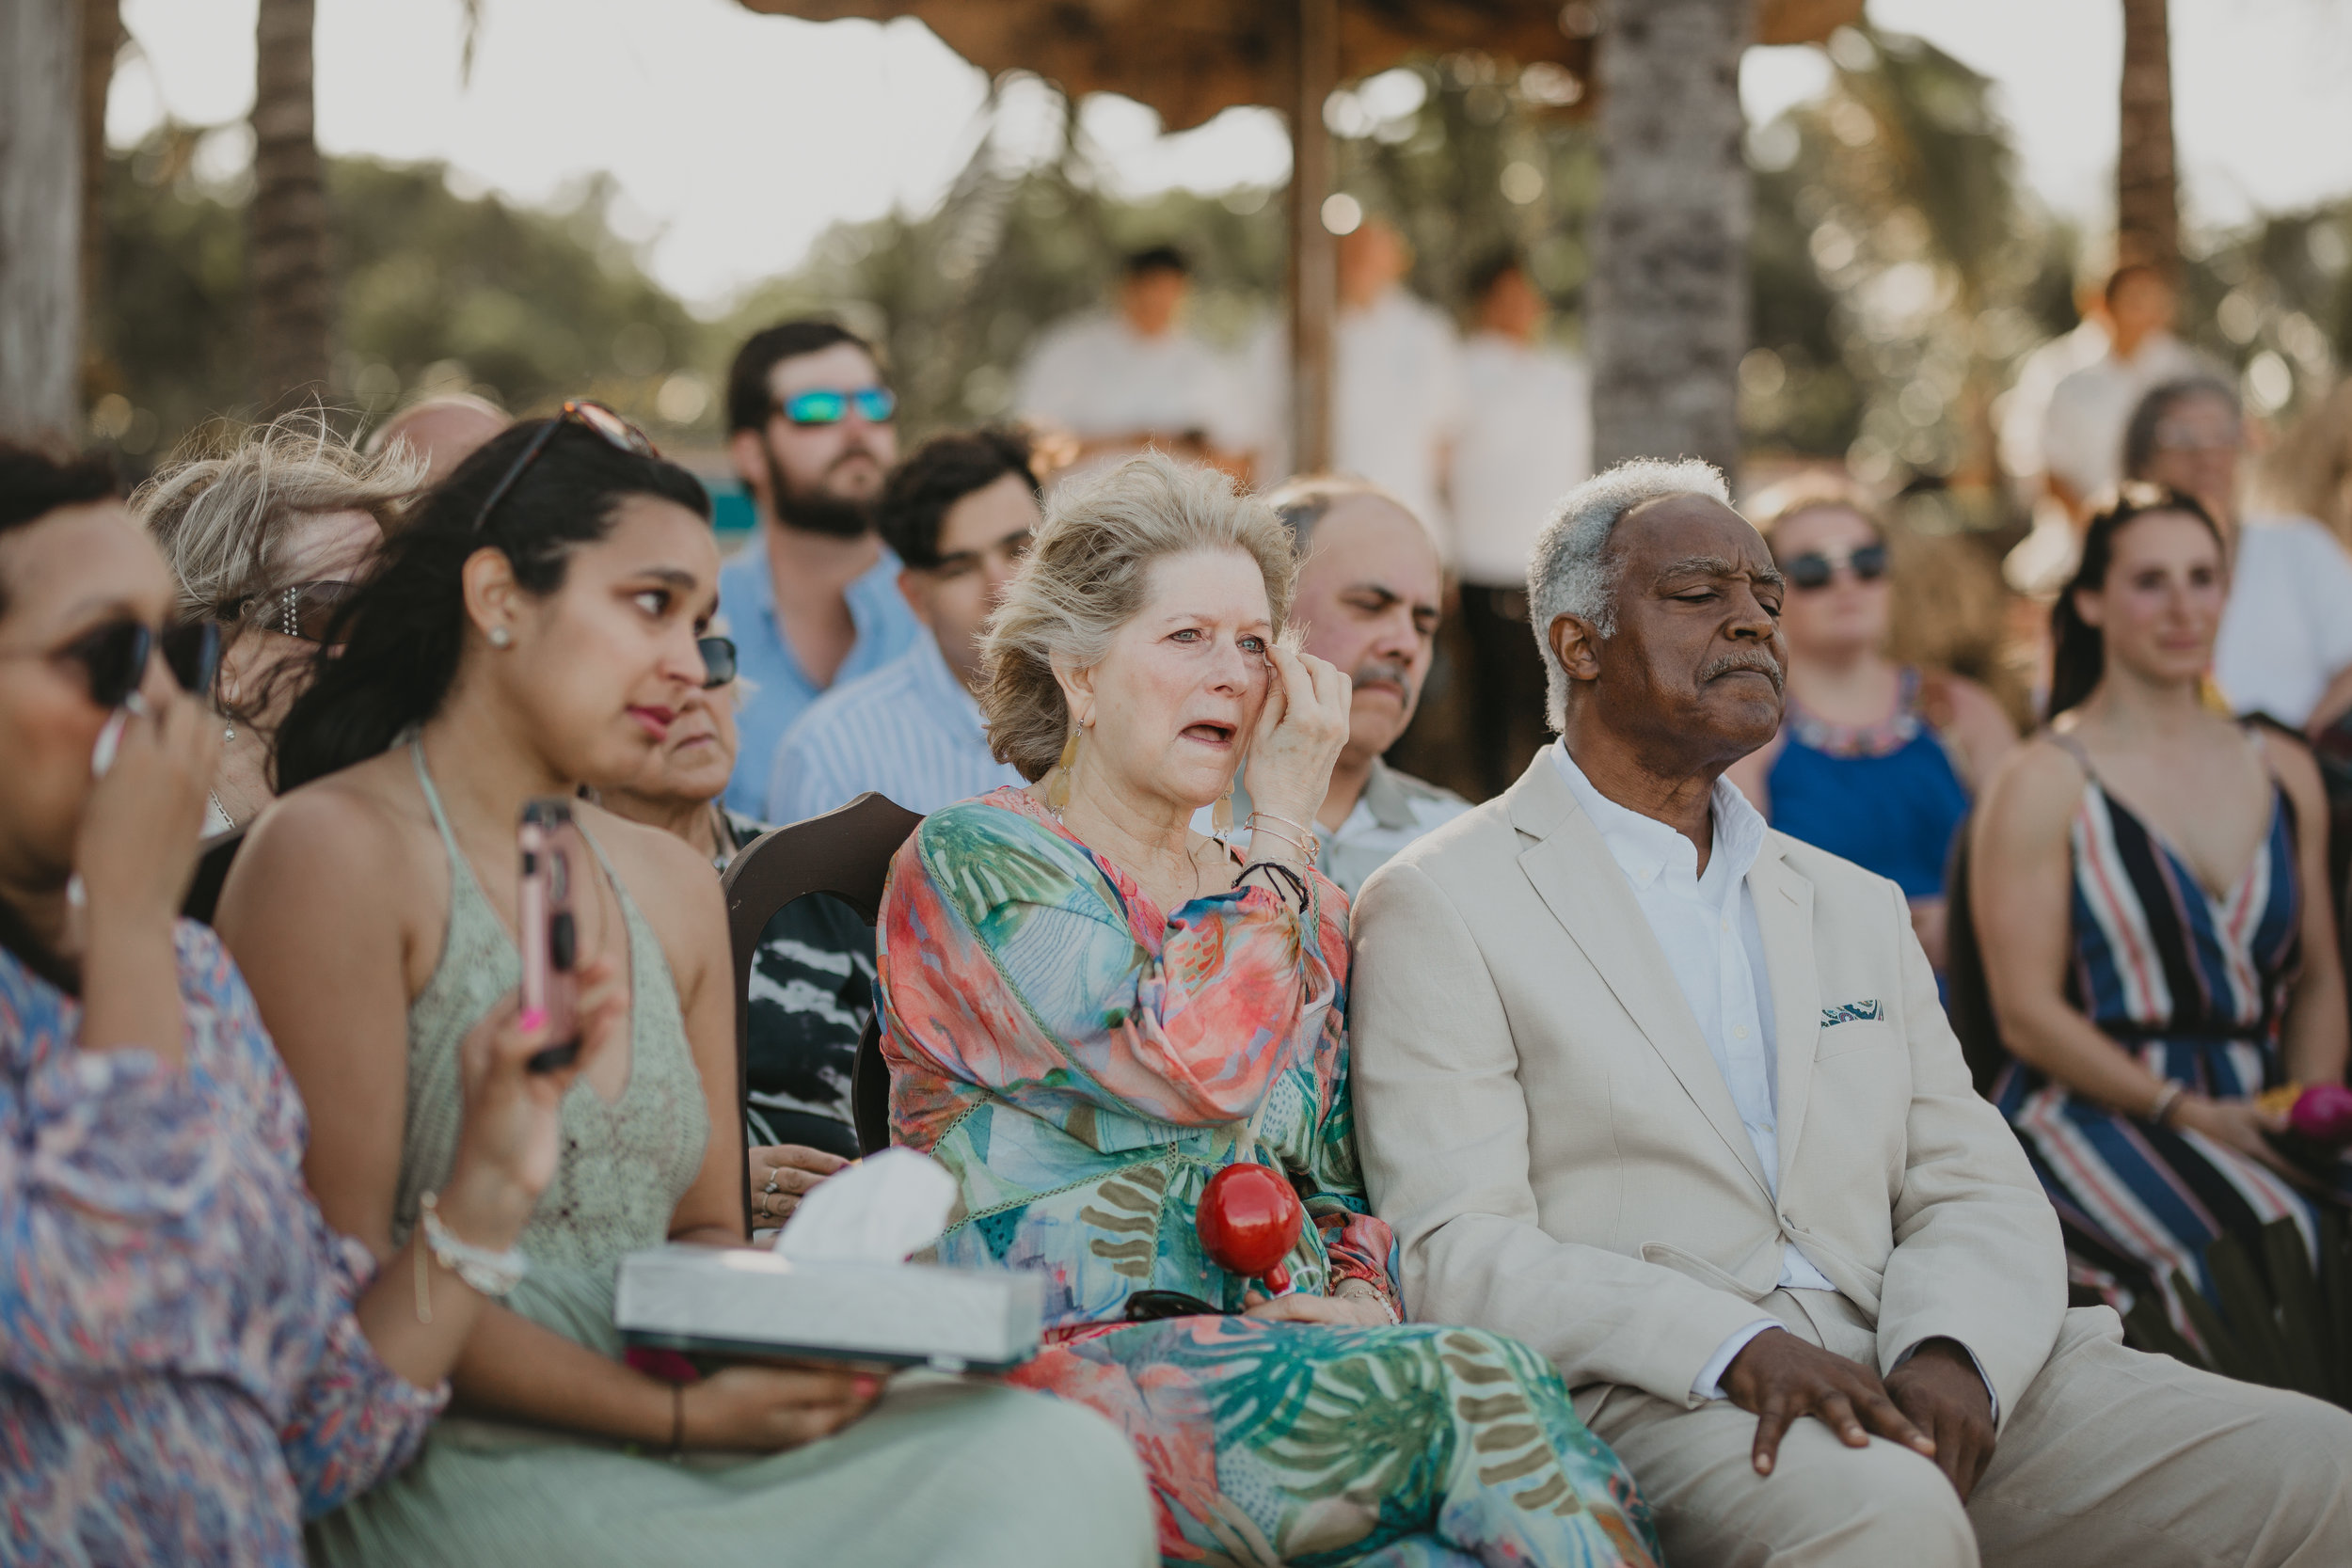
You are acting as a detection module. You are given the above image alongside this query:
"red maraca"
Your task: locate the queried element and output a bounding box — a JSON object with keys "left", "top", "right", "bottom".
{"left": 1198, "top": 1162, "right": 1305, "bottom": 1295}
{"left": 2258, "top": 1083, "right": 2352, "bottom": 1147}
{"left": 2291, "top": 1083, "right": 2352, "bottom": 1146}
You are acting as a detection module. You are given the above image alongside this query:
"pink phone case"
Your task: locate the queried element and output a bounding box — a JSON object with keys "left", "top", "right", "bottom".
{"left": 517, "top": 798, "right": 584, "bottom": 1071}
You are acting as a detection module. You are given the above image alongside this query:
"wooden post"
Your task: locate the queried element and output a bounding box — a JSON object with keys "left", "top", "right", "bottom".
{"left": 0, "top": 0, "right": 82, "bottom": 440}
{"left": 1285, "top": 0, "right": 1337, "bottom": 476}
{"left": 1588, "top": 0, "right": 1751, "bottom": 480}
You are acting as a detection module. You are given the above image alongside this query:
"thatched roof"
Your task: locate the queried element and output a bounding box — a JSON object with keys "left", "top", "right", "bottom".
{"left": 737, "top": 0, "right": 1864, "bottom": 131}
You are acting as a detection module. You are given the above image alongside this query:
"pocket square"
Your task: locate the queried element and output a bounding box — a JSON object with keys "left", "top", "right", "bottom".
{"left": 1820, "top": 999, "right": 1883, "bottom": 1027}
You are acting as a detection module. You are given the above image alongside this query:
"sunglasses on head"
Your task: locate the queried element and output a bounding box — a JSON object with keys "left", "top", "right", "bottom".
{"left": 1780, "top": 542, "right": 1888, "bottom": 591}
{"left": 24, "top": 619, "right": 224, "bottom": 711}
{"left": 696, "top": 635, "right": 737, "bottom": 690}
{"left": 229, "top": 579, "right": 360, "bottom": 644}
{"left": 775, "top": 387, "right": 897, "bottom": 427}
{"left": 473, "top": 400, "right": 660, "bottom": 535}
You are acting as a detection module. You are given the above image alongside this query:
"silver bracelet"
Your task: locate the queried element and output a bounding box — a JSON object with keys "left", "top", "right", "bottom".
{"left": 1337, "top": 1279, "right": 1401, "bottom": 1324}
{"left": 2146, "top": 1081, "right": 2187, "bottom": 1128}
{"left": 1244, "top": 814, "right": 1321, "bottom": 863}
{"left": 419, "top": 1191, "right": 530, "bottom": 1297}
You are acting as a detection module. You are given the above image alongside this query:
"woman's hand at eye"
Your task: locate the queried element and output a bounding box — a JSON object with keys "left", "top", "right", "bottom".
{"left": 1243, "top": 644, "right": 1351, "bottom": 840}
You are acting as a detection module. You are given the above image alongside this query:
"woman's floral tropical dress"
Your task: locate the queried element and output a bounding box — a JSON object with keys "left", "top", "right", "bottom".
{"left": 880, "top": 788, "right": 1659, "bottom": 1567}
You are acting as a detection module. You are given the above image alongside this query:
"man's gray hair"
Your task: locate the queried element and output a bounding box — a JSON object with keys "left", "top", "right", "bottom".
{"left": 1526, "top": 456, "right": 1733, "bottom": 730}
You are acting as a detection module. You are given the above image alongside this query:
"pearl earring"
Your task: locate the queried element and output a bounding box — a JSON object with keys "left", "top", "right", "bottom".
{"left": 224, "top": 721, "right": 235, "bottom": 744}
{"left": 488, "top": 626, "right": 512, "bottom": 649}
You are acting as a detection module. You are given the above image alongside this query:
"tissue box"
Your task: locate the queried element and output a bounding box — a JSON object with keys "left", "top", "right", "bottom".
{"left": 613, "top": 1244, "right": 1046, "bottom": 1372}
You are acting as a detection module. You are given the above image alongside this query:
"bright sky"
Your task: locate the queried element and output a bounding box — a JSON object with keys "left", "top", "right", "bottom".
{"left": 112, "top": 0, "right": 2352, "bottom": 312}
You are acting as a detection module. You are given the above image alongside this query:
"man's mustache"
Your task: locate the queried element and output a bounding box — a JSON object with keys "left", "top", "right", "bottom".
{"left": 1697, "top": 650, "right": 1786, "bottom": 692}
{"left": 1350, "top": 657, "right": 1418, "bottom": 701}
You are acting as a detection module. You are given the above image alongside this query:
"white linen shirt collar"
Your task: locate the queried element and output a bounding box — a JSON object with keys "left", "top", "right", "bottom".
{"left": 1548, "top": 742, "right": 1999, "bottom": 1413}
{"left": 1549, "top": 742, "right": 1834, "bottom": 1291}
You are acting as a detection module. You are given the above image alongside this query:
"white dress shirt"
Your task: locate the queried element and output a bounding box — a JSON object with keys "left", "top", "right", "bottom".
{"left": 2215, "top": 515, "right": 2352, "bottom": 727}
{"left": 1015, "top": 311, "right": 1251, "bottom": 455}
{"left": 1550, "top": 744, "right": 1995, "bottom": 1412}
{"left": 2040, "top": 332, "right": 2212, "bottom": 501}
{"left": 1450, "top": 333, "right": 1592, "bottom": 587}
{"left": 1244, "top": 291, "right": 1464, "bottom": 534}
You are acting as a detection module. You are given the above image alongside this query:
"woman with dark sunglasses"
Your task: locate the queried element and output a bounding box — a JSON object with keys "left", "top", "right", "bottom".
{"left": 0, "top": 442, "right": 598, "bottom": 1565}
{"left": 1726, "top": 478, "right": 2015, "bottom": 971}
{"left": 135, "top": 414, "right": 423, "bottom": 836}
{"left": 215, "top": 414, "right": 1150, "bottom": 1566}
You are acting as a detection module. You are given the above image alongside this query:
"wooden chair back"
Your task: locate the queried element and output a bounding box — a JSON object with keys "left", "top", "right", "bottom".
{"left": 1940, "top": 815, "right": 2010, "bottom": 1099}
{"left": 719, "top": 792, "right": 923, "bottom": 1227}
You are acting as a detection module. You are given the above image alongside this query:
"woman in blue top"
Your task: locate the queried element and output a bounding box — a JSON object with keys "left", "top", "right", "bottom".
{"left": 1727, "top": 480, "right": 2015, "bottom": 971}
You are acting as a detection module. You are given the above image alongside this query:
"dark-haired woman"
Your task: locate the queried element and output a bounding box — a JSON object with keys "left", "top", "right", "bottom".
{"left": 1970, "top": 485, "right": 2352, "bottom": 1349}
{"left": 2122, "top": 375, "right": 2352, "bottom": 736}
{"left": 215, "top": 413, "right": 1152, "bottom": 1565}
{"left": 0, "top": 444, "right": 593, "bottom": 1564}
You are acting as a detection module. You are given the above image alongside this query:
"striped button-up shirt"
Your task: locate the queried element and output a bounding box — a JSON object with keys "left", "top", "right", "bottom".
{"left": 717, "top": 536, "right": 921, "bottom": 816}
{"left": 763, "top": 630, "right": 1023, "bottom": 823}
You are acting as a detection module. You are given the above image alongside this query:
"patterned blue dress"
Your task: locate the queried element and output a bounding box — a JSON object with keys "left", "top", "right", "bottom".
{"left": 1, "top": 925, "right": 445, "bottom": 1567}
{"left": 1990, "top": 749, "right": 2352, "bottom": 1341}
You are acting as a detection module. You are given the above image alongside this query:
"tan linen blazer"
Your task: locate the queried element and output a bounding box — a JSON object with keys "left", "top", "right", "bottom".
{"left": 1349, "top": 753, "right": 2067, "bottom": 1427}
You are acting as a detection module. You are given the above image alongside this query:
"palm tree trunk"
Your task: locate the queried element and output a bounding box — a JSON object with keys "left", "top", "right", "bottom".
{"left": 1, "top": 0, "right": 82, "bottom": 439}
{"left": 81, "top": 0, "right": 120, "bottom": 404}
{"left": 1589, "top": 0, "right": 1752, "bottom": 479}
{"left": 2117, "top": 0, "right": 2177, "bottom": 276}
{"left": 251, "top": 0, "right": 329, "bottom": 410}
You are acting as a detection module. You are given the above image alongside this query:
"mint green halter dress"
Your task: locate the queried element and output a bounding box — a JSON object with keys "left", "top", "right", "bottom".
{"left": 305, "top": 741, "right": 1156, "bottom": 1568}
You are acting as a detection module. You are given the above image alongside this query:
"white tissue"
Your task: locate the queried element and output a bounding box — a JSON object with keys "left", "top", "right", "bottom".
{"left": 772, "top": 1147, "right": 959, "bottom": 1263}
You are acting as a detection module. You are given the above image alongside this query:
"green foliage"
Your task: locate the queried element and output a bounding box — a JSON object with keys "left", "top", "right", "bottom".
{"left": 332, "top": 160, "right": 710, "bottom": 427}
{"left": 88, "top": 128, "right": 714, "bottom": 463}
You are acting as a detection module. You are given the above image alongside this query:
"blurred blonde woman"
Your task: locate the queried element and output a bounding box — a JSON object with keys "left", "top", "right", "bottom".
{"left": 1726, "top": 476, "right": 2014, "bottom": 969}
{"left": 135, "top": 416, "right": 423, "bottom": 834}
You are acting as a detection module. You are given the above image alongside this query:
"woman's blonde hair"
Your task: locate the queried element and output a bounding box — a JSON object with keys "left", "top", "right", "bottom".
{"left": 1746, "top": 471, "right": 1884, "bottom": 541}
{"left": 132, "top": 412, "right": 426, "bottom": 627}
{"left": 981, "top": 451, "right": 1296, "bottom": 781}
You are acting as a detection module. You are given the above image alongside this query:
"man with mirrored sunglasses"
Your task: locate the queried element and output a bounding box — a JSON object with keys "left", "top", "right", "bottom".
{"left": 716, "top": 319, "right": 923, "bottom": 815}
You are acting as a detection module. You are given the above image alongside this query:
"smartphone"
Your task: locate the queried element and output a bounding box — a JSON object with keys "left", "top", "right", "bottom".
{"left": 517, "top": 798, "right": 585, "bottom": 1073}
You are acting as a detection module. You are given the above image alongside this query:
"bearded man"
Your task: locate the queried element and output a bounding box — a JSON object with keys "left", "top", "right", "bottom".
{"left": 718, "top": 319, "right": 918, "bottom": 812}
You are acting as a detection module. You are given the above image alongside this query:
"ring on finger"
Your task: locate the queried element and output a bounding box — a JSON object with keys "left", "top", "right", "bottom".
{"left": 764, "top": 1171, "right": 780, "bottom": 1194}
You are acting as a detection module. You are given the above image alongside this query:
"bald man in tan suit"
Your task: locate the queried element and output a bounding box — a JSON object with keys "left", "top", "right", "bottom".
{"left": 1350, "top": 459, "right": 2352, "bottom": 1567}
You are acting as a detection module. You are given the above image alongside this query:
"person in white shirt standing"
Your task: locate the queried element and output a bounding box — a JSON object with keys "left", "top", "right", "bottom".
{"left": 1243, "top": 215, "right": 1464, "bottom": 537}
{"left": 2040, "top": 265, "right": 2212, "bottom": 522}
{"left": 1451, "top": 253, "right": 1592, "bottom": 796}
{"left": 1015, "top": 246, "right": 1253, "bottom": 485}
{"left": 1349, "top": 457, "right": 2352, "bottom": 1568}
{"left": 764, "top": 429, "right": 1037, "bottom": 822}
{"left": 2122, "top": 375, "right": 2352, "bottom": 735}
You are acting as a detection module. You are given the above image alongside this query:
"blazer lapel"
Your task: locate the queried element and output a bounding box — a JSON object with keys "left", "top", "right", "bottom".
{"left": 1506, "top": 764, "right": 1776, "bottom": 1201}
{"left": 1749, "top": 842, "right": 1820, "bottom": 1189}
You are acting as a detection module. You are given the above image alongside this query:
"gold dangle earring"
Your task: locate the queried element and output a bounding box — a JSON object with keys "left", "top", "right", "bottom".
{"left": 1213, "top": 753, "right": 1237, "bottom": 839}
{"left": 1045, "top": 721, "right": 1082, "bottom": 814}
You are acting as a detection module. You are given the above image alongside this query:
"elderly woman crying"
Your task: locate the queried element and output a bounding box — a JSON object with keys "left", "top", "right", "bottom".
{"left": 875, "top": 452, "right": 1660, "bottom": 1567}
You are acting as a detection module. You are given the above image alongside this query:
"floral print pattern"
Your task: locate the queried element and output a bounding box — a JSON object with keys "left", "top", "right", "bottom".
{"left": 879, "top": 789, "right": 1658, "bottom": 1565}
{"left": 1, "top": 925, "right": 443, "bottom": 1567}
